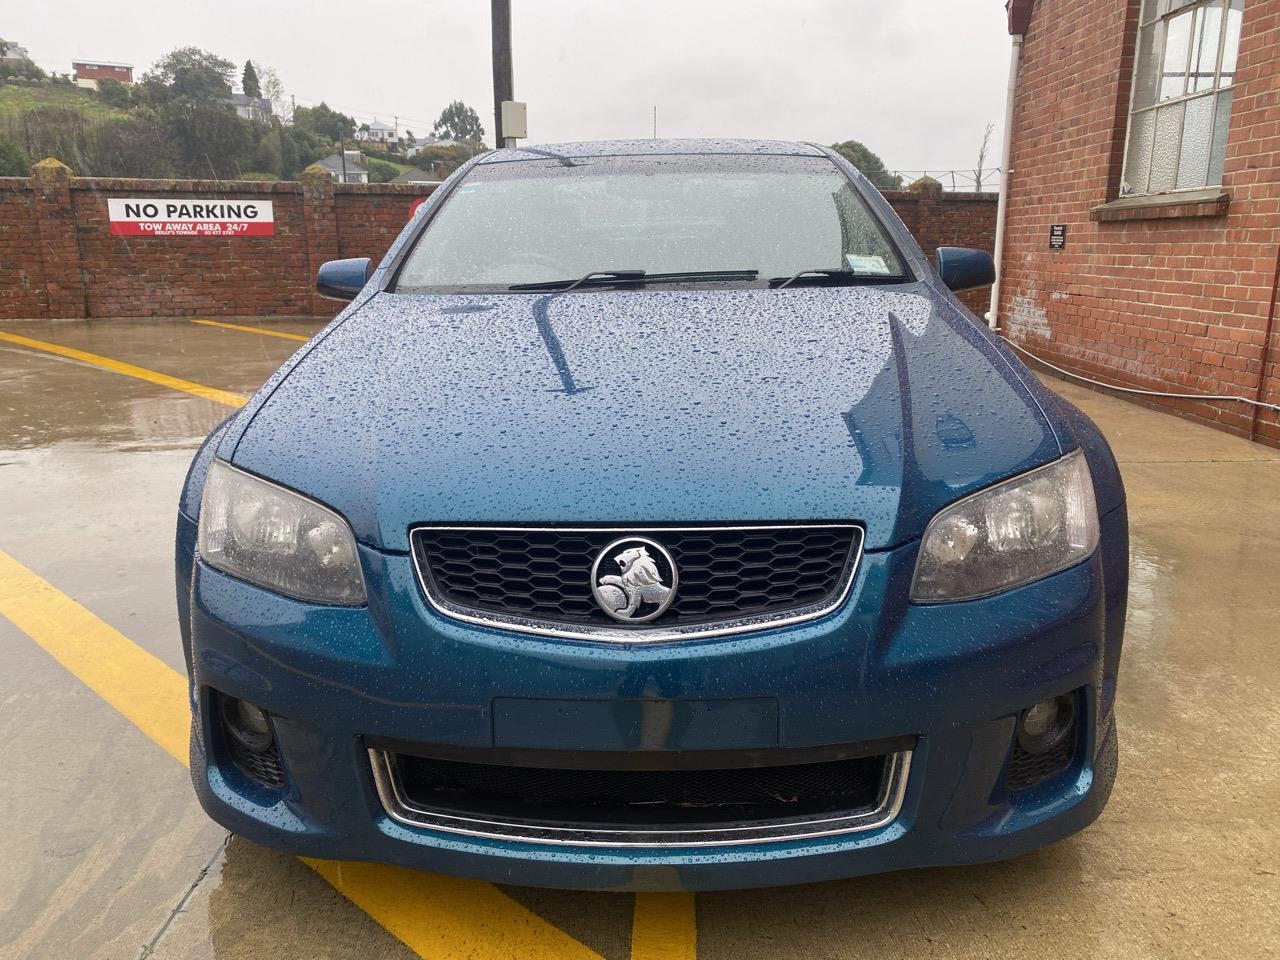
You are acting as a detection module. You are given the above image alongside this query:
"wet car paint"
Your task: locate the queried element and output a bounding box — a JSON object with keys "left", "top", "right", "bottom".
{"left": 225, "top": 285, "right": 1062, "bottom": 550}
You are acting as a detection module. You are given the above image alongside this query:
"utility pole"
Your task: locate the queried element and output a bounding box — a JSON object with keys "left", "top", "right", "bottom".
{"left": 491, "top": 0, "right": 514, "bottom": 146}
{"left": 653, "top": 105, "right": 657, "bottom": 139}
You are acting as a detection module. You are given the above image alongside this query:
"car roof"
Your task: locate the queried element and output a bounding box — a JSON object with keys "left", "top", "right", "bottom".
{"left": 477, "top": 138, "right": 827, "bottom": 163}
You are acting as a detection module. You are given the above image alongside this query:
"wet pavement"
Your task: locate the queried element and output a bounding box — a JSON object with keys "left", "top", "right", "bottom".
{"left": 0, "top": 317, "right": 1276, "bottom": 959}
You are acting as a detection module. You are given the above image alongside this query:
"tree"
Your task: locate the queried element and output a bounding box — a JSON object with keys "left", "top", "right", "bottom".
{"left": 279, "top": 123, "right": 302, "bottom": 178}
{"left": 0, "top": 133, "right": 29, "bottom": 176}
{"left": 433, "top": 101, "right": 484, "bottom": 142}
{"left": 257, "top": 65, "right": 287, "bottom": 119}
{"left": 973, "top": 121, "right": 995, "bottom": 192}
{"left": 293, "top": 102, "right": 355, "bottom": 143}
{"left": 142, "top": 47, "right": 235, "bottom": 104}
{"left": 163, "top": 101, "right": 251, "bottom": 177}
{"left": 241, "top": 61, "right": 261, "bottom": 99}
{"left": 96, "top": 77, "right": 133, "bottom": 109}
{"left": 253, "top": 125, "right": 283, "bottom": 177}
{"left": 829, "top": 140, "right": 903, "bottom": 191}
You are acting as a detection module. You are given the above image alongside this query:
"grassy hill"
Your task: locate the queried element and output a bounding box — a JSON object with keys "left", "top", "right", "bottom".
{"left": 0, "top": 82, "right": 128, "bottom": 123}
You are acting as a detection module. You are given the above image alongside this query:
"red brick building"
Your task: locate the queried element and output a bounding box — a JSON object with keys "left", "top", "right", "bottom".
{"left": 995, "top": 0, "right": 1280, "bottom": 445}
{"left": 71, "top": 60, "right": 134, "bottom": 87}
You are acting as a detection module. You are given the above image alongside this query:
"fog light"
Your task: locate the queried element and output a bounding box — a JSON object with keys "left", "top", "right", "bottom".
{"left": 220, "top": 695, "right": 273, "bottom": 752}
{"left": 216, "top": 692, "right": 285, "bottom": 789}
{"left": 1016, "top": 693, "right": 1076, "bottom": 754}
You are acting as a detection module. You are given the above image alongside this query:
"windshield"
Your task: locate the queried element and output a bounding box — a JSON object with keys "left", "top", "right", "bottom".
{"left": 394, "top": 154, "right": 909, "bottom": 292}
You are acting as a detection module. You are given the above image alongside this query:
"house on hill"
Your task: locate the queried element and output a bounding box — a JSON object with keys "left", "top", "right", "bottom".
{"left": 389, "top": 168, "right": 442, "bottom": 184}
{"left": 224, "top": 93, "right": 273, "bottom": 122}
{"left": 71, "top": 60, "right": 134, "bottom": 89}
{"left": 406, "top": 135, "right": 458, "bottom": 158}
{"left": 316, "top": 150, "right": 369, "bottom": 184}
{"left": 365, "top": 119, "right": 397, "bottom": 143}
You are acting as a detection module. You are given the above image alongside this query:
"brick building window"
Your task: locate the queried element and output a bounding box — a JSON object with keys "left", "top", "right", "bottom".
{"left": 1121, "top": 0, "right": 1244, "bottom": 195}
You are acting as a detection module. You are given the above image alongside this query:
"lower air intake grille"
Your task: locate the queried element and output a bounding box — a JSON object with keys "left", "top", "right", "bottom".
{"left": 370, "top": 748, "right": 910, "bottom": 847}
{"left": 226, "top": 735, "right": 285, "bottom": 789}
{"left": 1006, "top": 731, "right": 1076, "bottom": 791}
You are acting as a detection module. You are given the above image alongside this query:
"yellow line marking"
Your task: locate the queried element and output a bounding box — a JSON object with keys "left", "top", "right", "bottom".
{"left": 631, "top": 892, "right": 697, "bottom": 960}
{"left": 305, "top": 859, "right": 603, "bottom": 960}
{"left": 0, "top": 548, "right": 605, "bottom": 960}
{"left": 192, "top": 319, "right": 311, "bottom": 342}
{"left": 0, "top": 331, "right": 249, "bottom": 408}
{"left": 0, "top": 548, "right": 191, "bottom": 764}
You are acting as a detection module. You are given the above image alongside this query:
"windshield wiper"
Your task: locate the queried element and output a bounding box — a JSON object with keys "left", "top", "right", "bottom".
{"left": 509, "top": 270, "right": 647, "bottom": 292}
{"left": 641, "top": 269, "right": 758, "bottom": 283}
{"left": 769, "top": 268, "right": 910, "bottom": 289}
{"left": 508, "top": 269, "right": 759, "bottom": 292}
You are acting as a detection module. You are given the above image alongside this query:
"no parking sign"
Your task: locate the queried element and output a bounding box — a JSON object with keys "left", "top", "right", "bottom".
{"left": 107, "top": 198, "right": 275, "bottom": 237}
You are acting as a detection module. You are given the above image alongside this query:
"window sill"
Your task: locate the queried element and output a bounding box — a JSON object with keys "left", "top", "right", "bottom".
{"left": 1090, "top": 188, "right": 1230, "bottom": 222}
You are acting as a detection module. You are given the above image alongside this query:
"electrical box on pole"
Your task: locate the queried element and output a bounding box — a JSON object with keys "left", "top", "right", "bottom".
{"left": 500, "top": 101, "right": 527, "bottom": 143}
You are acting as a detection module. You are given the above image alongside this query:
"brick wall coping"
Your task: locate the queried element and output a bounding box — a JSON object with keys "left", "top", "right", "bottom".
{"left": 68, "top": 177, "right": 303, "bottom": 193}
{"left": 335, "top": 182, "right": 437, "bottom": 195}
{"left": 882, "top": 191, "right": 998, "bottom": 204}
{"left": 0, "top": 175, "right": 438, "bottom": 195}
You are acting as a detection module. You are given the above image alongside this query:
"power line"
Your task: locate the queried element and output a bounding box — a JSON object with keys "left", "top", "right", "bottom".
{"left": 289, "top": 95, "right": 437, "bottom": 134}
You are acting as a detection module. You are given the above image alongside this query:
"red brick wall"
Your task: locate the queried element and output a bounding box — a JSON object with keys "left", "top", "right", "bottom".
{"left": 70, "top": 178, "right": 314, "bottom": 318}
{"left": 0, "top": 180, "right": 45, "bottom": 318}
{"left": 6, "top": 166, "right": 435, "bottom": 320}
{"left": 886, "top": 189, "right": 999, "bottom": 313}
{"left": 334, "top": 186, "right": 429, "bottom": 261}
{"left": 1000, "top": 0, "right": 1280, "bottom": 444}
{"left": 5, "top": 165, "right": 996, "bottom": 320}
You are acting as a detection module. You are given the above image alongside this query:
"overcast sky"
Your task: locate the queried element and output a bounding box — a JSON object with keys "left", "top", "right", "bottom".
{"left": 9, "top": 0, "right": 1012, "bottom": 174}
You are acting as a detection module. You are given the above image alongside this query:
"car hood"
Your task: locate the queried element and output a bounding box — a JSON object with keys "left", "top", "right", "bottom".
{"left": 230, "top": 286, "right": 1061, "bottom": 551}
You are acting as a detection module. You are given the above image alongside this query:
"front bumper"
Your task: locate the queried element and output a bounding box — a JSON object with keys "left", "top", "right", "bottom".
{"left": 179, "top": 508, "right": 1126, "bottom": 891}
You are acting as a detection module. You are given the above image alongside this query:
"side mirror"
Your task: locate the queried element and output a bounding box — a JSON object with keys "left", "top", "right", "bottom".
{"left": 317, "top": 257, "right": 373, "bottom": 301}
{"left": 936, "top": 247, "right": 995, "bottom": 292}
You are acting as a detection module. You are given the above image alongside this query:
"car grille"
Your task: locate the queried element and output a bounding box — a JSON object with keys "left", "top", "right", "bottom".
{"left": 369, "top": 748, "right": 910, "bottom": 846}
{"left": 411, "top": 524, "right": 863, "bottom": 641}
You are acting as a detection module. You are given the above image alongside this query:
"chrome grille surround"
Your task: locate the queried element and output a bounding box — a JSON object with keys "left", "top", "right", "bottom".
{"left": 409, "top": 523, "right": 865, "bottom": 643}
{"left": 369, "top": 748, "right": 911, "bottom": 848}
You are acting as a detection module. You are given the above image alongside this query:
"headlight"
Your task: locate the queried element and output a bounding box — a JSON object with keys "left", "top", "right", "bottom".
{"left": 911, "top": 450, "right": 1099, "bottom": 602}
{"left": 197, "top": 460, "right": 366, "bottom": 605}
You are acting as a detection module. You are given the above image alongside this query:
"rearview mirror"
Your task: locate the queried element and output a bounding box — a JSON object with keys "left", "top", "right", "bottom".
{"left": 936, "top": 247, "right": 995, "bottom": 293}
{"left": 317, "top": 257, "right": 373, "bottom": 302}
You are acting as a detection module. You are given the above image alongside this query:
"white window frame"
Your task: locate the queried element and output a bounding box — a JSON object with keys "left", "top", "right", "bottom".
{"left": 1119, "top": 0, "right": 1243, "bottom": 197}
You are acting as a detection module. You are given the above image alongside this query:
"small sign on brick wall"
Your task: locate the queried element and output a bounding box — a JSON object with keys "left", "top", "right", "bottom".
{"left": 107, "top": 198, "right": 275, "bottom": 237}
{"left": 1049, "top": 224, "right": 1067, "bottom": 250}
